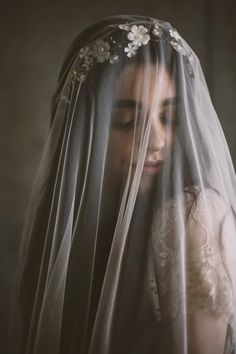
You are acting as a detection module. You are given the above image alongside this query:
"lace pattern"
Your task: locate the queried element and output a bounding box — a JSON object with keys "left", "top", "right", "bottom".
{"left": 148, "top": 185, "right": 236, "bottom": 325}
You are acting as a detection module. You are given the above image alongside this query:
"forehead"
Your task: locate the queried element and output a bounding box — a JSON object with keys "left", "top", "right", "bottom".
{"left": 115, "top": 63, "right": 176, "bottom": 104}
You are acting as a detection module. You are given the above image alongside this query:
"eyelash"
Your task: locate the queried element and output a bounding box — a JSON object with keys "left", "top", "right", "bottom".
{"left": 112, "top": 118, "right": 135, "bottom": 130}
{"left": 160, "top": 116, "right": 173, "bottom": 126}
{"left": 112, "top": 114, "right": 177, "bottom": 130}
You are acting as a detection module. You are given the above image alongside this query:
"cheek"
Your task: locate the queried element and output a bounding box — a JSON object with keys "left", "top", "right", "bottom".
{"left": 107, "top": 131, "right": 134, "bottom": 172}
{"left": 165, "top": 128, "right": 176, "bottom": 152}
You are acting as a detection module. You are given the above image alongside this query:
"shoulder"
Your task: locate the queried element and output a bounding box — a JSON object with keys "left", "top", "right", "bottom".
{"left": 183, "top": 185, "right": 232, "bottom": 236}
{"left": 154, "top": 185, "right": 230, "bottom": 229}
{"left": 151, "top": 185, "right": 233, "bottom": 250}
{"left": 150, "top": 186, "right": 236, "bottom": 322}
{"left": 183, "top": 186, "right": 236, "bottom": 320}
{"left": 183, "top": 185, "right": 230, "bottom": 217}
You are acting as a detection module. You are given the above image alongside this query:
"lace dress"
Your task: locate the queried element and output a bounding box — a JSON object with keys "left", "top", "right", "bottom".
{"left": 148, "top": 185, "right": 236, "bottom": 353}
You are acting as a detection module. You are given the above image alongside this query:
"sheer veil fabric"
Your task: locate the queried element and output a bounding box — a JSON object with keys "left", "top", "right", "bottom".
{"left": 8, "top": 15, "right": 236, "bottom": 354}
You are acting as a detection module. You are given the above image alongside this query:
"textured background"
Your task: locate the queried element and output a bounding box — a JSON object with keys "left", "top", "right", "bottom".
{"left": 1, "top": 0, "right": 236, "bottom": 352}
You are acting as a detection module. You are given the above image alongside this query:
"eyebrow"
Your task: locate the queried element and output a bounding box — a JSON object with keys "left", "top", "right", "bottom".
{"left": 113, "top": 97, "right": 178, "bottom": 110}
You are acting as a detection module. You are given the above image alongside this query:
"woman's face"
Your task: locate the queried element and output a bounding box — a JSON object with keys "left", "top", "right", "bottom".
{"left": 106, "top": 62, "right": 178, "bottom": 192}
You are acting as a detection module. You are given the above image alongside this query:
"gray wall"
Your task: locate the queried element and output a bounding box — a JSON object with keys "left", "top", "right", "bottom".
{"left": 1, "top": 0, "right": 236, "bottom": 352}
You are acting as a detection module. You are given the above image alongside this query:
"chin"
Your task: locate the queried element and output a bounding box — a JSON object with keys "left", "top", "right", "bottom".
{"left": 139, "top": 173, "right": 156, "bottom": 194}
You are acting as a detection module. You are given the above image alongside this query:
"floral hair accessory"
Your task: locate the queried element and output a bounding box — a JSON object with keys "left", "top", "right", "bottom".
{"left": 127, "top": 25, "right": 151, "bottom": 46}
{"left": 70, "top": 20, "right": 194, "bottom": 86}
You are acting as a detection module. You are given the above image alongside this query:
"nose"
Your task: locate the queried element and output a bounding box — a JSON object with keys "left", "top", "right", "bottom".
{"left": 147, "top": 118, "right": 165, "bottom": 152}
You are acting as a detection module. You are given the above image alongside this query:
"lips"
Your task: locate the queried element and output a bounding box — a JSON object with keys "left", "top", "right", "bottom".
{"left": 132, "top": 160, "right": 163, "bottom": 175}
{"left": 144, "top": 160, "right": 162, "bottom": 167}
{"left": 143, "top": 160, "right": 163, "bottom": 174}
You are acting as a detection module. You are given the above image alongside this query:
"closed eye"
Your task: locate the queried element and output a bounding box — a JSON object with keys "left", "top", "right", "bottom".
{"left": 111, "top": 109, "right": 138, "bottom": 130}
{"left": 159, "top": 107, "right": 178, "bottom": 127}
{"left": 112, "top": 118, "right": 135, "bottom": 130}
{"left": 160, "top": 115, "right": 174, "bottom": 126}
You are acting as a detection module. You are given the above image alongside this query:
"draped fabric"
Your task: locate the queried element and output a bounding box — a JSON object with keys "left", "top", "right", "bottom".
{"left": 8, "top": 15, "right": 236, "bottom": 354}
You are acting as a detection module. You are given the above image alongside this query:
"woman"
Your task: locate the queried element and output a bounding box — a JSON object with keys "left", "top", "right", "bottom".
{"left": 8, "top": 15, "right": 236, "bottom": 354}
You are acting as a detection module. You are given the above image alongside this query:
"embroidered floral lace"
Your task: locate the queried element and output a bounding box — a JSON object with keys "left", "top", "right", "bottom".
{"left": 148, "top": 185, "right": 236, "bottom": 326}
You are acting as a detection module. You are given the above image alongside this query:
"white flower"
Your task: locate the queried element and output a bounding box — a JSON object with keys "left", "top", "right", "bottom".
{"left": 118, "top": 24, "right": 130, "bottom": 31}
{"left": 127, "top": 25, "right": 151, "bottom": 47}
{"left": 109, "top": 54, "right": 119, "bottom": 64}
{"left": 124, "top": 43, "right": 138, "bottom": 57}
{"left": 82, "top": 56, "right": 94, "bottom": 69}
{"left": 79, "top": 46, "right": 92, "bottom": 59}
{"left": 152, "top": 24, "right": 161, "bottom": 37}
{"left": 92, "top": 40, "right": 110, "bottom": 63}
{"left": 169, "top": 29, "right": 181, "bottom": 41}
{"left": 170, "top": 40, "right": 186, "bottom": 56}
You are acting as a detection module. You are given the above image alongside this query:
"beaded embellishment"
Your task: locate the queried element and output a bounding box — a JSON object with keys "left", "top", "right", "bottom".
{"left": 70, "top": 20, "right": 194, "bottom": 85}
